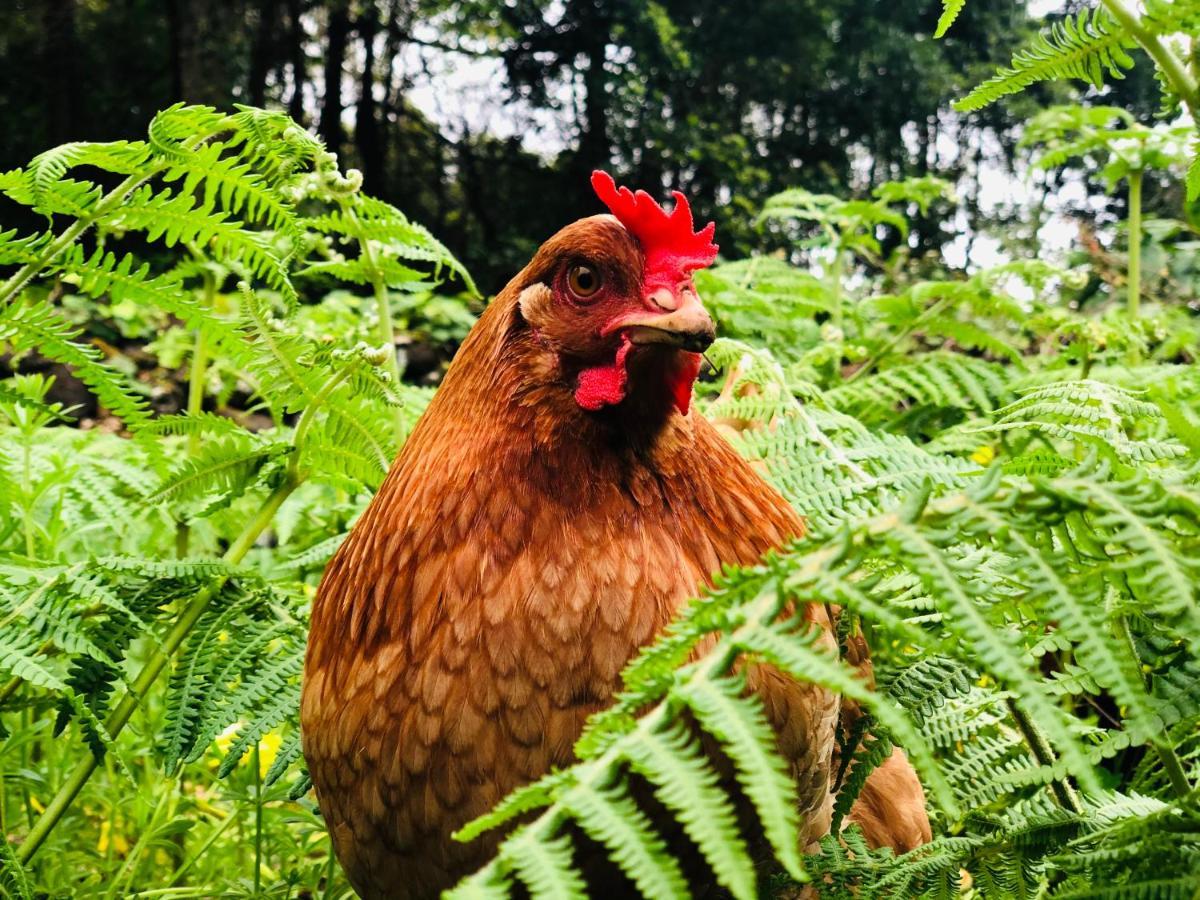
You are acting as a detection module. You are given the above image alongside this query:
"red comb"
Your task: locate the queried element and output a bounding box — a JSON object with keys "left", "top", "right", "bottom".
{"left": 590, "top": 170, "right": 718, "bottom": 294}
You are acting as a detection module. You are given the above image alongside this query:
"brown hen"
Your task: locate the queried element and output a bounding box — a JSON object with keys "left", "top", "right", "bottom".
{"left": 302, "top": 172, "right": 928, "bottom": 898}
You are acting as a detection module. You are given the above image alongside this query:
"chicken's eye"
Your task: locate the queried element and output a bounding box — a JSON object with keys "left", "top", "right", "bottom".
{"left": 567, "top": 264, "right": 602, "bottom": 299}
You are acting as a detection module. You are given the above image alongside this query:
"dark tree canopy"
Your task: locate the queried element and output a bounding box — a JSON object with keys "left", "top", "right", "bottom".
{"left": 1, "top": 0, "right": 1037, "bottom": 290}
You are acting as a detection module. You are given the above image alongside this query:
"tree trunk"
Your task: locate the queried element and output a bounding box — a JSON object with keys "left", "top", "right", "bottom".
{"left": 286, "top": 0, "right": 308, "bottom": 122}
{"left": 320, "top": 0, "right": 351, "bottom": 158}
{"left": 356, "top": 4, "right": 384, "bottom": 195}
{"left": 41, "top": 0, "right": 79, "bottom": 146}
{"left": 248, "top": 0, "right": 280, "bottom": 108}
{"left": 576, "top": 31, "right": 611, "bottom": 177}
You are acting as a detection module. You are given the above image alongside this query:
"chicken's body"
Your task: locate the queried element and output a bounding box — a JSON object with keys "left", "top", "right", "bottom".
{"left": 303, "top": 175, "right": 926, "bottom": 898}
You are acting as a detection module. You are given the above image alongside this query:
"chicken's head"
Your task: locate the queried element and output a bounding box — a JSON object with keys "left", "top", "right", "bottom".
{"left": 514, "top": 171, "right": 718, "bottom": 418}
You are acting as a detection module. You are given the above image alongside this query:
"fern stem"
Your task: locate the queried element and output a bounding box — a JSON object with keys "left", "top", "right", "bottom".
{"left": 828, "top": 243, "right": 846, "bottom": 335}
{"left": 21, "top": 438, "right": 35, "bottom": 558}
{"left": 0, "top": 170, "right": 158, "bottom": 306}
{"left": 252, "top": 741, "right": 263, "bottom": 895}
{"left": 847, "top": 293, "right": 955, "bottom": 384}
{"left": 286, "top": 361, "right": 362, "bottom": 481}
{"left": 344, "top": 206, "right": 404, "bottom": 442}
{"left": 1100, "top": 0, "right": 1200, "bottom": 114}
{"left": 1125, "top": 168, "right": 1143, "bottom": 317}
{"left": 177, "top": 267, "right": 216, "bottom": 559}
{"left": 1004, "top": 698, "right": 1083, "bottom": 814}
{"left": 1111, "top": 612, "right": 1192, "bottom": 798}
{"left": 15, "top": 476, "right": 300, "bottom": 864}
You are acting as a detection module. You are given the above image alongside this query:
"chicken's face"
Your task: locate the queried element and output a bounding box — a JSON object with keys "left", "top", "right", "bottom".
{"left": 515, "top": 172, "right": 719, "bottom": 419}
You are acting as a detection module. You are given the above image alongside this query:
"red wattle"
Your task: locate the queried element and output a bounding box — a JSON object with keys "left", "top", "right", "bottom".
{"left": 669, "top": 352, "right": 703, "bottom": 416}
{"left": 575, "top": 337, "right": 634, "bottom": 411}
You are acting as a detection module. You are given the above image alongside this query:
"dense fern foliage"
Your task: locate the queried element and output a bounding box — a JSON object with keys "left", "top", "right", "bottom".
{"left": 0, "top": 104, "right": 469, "bottom": 896}
{"left": 1, "top": 2, "right": 1199, "bottom": 893}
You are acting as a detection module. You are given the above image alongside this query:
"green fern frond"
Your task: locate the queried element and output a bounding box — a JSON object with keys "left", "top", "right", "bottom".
{"left": 934, "top": 0, "right": 967, "bottom": 39}
{"left": 560, "top": 781, "right": 692, "bottom": 898}
{"left": 674, "top": 673, "right": 807, "bottom": 879}
{"left": 825, "top": 352, "right": 1014, "bottom": 422}
{"left": 622, "top": 722, "right": 757, "bottom": 898}
{"left": 0, "top": 296, "right": 150, "bottom": 427}
{"left": 502, "top": 830, "right": 588, "bottom": 900}
{"left": 147, "top": 435, "right": 288, "bottom": 512}
{"left": 956, "top": 8, "right": 1138, "bottom": 112}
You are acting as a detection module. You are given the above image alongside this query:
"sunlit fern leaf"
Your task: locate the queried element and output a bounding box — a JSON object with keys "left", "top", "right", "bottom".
{"left": 24, "top": 140, "right": 151, "bottom": 211}
{"left": 101, "top": 185, "right": 297, "bottom": 305}
{"left": 735, "top": 616, "right": 949, "bottom": 809}
{"left": 217, "top": 669, "right": 302, "bottom": 776}
{"left": 824, "top": 352, "right": 1013, "bottom": 423}
{"left": 961, "top": 488, "right": 1165, "bottom": 742}
{"left": 621, "top": 722, "right": 758, "bottom": 899}
{"left": 0, "top": 296, "right": 151, "bottom": 427}
{"left": 0, "top": 837, "right": 34, "bottom": 900}
{"left": 1000, "top": 450, "right": 1077, "bottom": 476}
{"left": 503, "top": 830, "right": 588, "bottom": 900}
{"left": 0, "top": 229, "right": 54, "bottom": 266}
{"left": 93, "top": 555, "right": 258, "bottom": 581}
{"left": 147, "top": 434, "right": 288, "bottom": 514}
{"left": 0, "top": 621, "right": 70, "bottom": 692}
{"left": 159, "top": 140, "right": 301, "bottom": 246}
{"left": 560, "top": 781, "right": 692, "bottom": 899}
{"left": 736, "top": 411, "right": 974, "bottom": 534}
{"left": 161, "top": 597, "right": 248, "bottom": 770}
{"left": 923, "top": 314, "right": 1023, "bottom": 363}
{"left": 875, "top": 655, "right": 974, "bottom": 727}
{"left": 263, "top": 732, "right": 305, "bottom": 787}
{"left": 831, "top": 725, "right": 894, "bottom": 833}
{"left": 968, "top": 379, "right": 1188, "bottom": 465}
{"left": 224, "top": 104, "right": 325, "bottom": 184}
{"left": 934, "top": 0, "right": 966, "bottom": 37}
{"left": 137, "top": 412, "right": 248, "bottom": 440}
{"left": 956, "top": 7, "right": 1138, "bottom": 113}
{"left": 272, "top": 531, "right": 350, "bottom": 575}
{"left": 453, "top": 770, "right": 577, "bottom": 843}
{"left": 184, "top": 619, "right": 301, "bottom": 767}
{"left": 1041, "top": 463, "right": 1200, "bottom": 636}
{"left": 1, "top": 165, "right": 105, "bottom": 219}
{"left": 297, "top": 256, "right": 431, "bottom": 291}
{"left": 50, "top": 244, "right": 241, "bottom": 350}
{"left": 884, "top": 517, "right": 1102, "bottom": 793}
{"left": 674, "top": 673, "right": 807, "bottom": 880}
{"left": 695, "top": 259, "right": 829, "bottom": 361}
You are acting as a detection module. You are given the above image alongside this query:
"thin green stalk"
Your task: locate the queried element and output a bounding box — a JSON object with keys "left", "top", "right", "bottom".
{"left": 1005, "top": 698, "right": 1084, "bottom": 814}
{"left": 1112, "top": 612, "right": 1192, "bottom": 798}
{"left": 15, "top": 475, "right": 300, "bottom": 864}
{"left": 829, "top": 244, "right": 846, "bottom": 335}
{"left": 0, "top": 170, "right": 157, "bottom": 306}
{"left": 167, "top": 804, "right": 243, "bottom": 886}
{"left": 1126, "top": 169, "right": 1143, "bottom": 317}
{"left": 1101, "top": 0, "right": 1200, "bottom": 116}
{"left": 21, "top": 439, "right": 34, "bottom": 558}
{"left": 253, "top": 741, "right": 263, "bottom": 895}
{"left": 322, "top": 846, "right": 337, "bottom": 900}
{"left": 176, "top": 267, "right": 216, "bottom": 559}
{"left": 345, "top": 206, "right": 403, "bottom": 442}
{"left": 286, "top": 361, "right": 362, "bottom": 483}
{"left": 103, "top": 775, "right": 177, "bottom": 900}
{"left": 20, "top": 708, "right": 33, "bottom": 828}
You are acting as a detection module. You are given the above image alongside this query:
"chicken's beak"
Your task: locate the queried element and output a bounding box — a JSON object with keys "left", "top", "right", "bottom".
{"left": 606, "top": 286, "right": 716, "bottom": 353}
